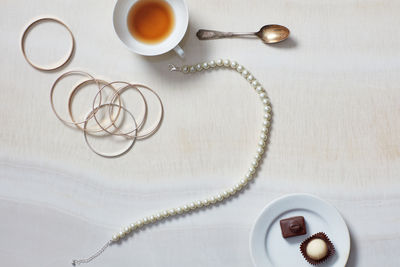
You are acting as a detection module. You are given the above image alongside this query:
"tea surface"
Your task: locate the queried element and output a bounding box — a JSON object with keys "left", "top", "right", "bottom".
{"left": 127, "top": 0, "right": 174, "bottom": 44}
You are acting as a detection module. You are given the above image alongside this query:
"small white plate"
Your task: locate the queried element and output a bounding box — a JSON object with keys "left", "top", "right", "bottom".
{"left": 250, "top": 194, "right": 350, "bottom": 267}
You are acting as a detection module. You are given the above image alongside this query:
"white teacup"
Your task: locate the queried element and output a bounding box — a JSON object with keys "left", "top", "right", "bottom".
{"left": 113, "top": 0, "right": 188, "bottom": 58}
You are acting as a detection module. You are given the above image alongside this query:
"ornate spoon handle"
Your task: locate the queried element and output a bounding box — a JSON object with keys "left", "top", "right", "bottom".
{"left": 196, "top": 29, "right": 256, "bottom": 40}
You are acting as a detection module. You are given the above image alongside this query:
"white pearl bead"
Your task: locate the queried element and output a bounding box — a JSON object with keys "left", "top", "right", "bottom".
{"left": 223, "top": 59, "right": 230, "bottom": 66}
{"left": 256, "top": 86, "right": 263, "bottom": 92}
{"left": 263, "top": 120, "right": 270, "bottom": 127}
{"left": 259, "top": 92, "right": 266, "bottom": 98}
{"left": 242, "top": 70, "right": 249, "bottom": 78}
{"left": 196, "top": 200, "right": 203, "bottom": 207}
{"left": 182, "top": 205, "right": 189, "bottom": 211}
{"left": 124, "top": 226, "right": 130, "bottom": 233}
{"left": 249, "top": 167, "right": 255, "bottom": 174}
{"left": 261, "top": 133, "right": 267, "bottom": 140}
{"left": 119, "top": 231, "right": 125, "bottom": 237}
{"left": 236, "top": 65, "right": 244, "bottom": 73}
{"left": 112, "top": 235, "right": 119, "bottom": 241}
{"left": 223, "top": 191, "right": 230, "bottom": 198}
{"left": 156, "top": 213, "right": 161, "bottom": 220}
{"left": 217, "top": 194, "right": 223, "bottom": 201}
{"left": 149, "top": 215, "right": 155, "bottom": 222}
{"left": 189, "top": 202, "right": 196, "bottom": 209}
{"left": 257, "top": 147, "right": 264, "bottom": 154}
{"left": 202, "top": 62, "right": 209, "bottom": 69}
{"left": 264, "top": 105, "right": 271, "bottom": 113}
{"left": 246, "top": 172, "right": 252, "bottom": 179}
{"left": 168, "top": 209, "right": 175, "bottom": 216}
{"left": 263, "top": 98, "right": 270, "bottom": 105}
{"left": 189, "top": 66, "right": 196, "bottom": 73}
{"left": 196, "top": 64, "right": 202, "bottom": 71}
{"left": 209, "top": 60, "right": 216, "bottom": 67}
{"left": 230, "top": 61, "right": 238, "bottom": 68}
{"left": 228, "top": 188, "right": 235, "bottom": 195}
{"left": 142, "top": 218, "right": 148, "bottom": 224}
{"left": 247, "top": 75, "right": 254, "bottom": 81}
{"left": 264, "top": 113, "right": 271, "bottom": 120}
{"left": 174, "top": 207, "right": 182, "bottom": 214}
{"left": 216, "top": 59, "right": 223, "bottom": 66}
{"left": 209, "top": 196, "right": 216, "bottom": 203}
{"left": 182, "top": 66, "right": 189, "bottom": 73}
{"left": 234, "top": 183, "right": 242, "bottom": 191}
{"left": 251, "top": 80, "right": 258, "bottom": 87}
{"left": 162, "top": 211, "right": 168, "bottom": 217}
{"left": 130, "top": 223, "right": 135, "bottom": 229}
{"left": 252, "top": 160, "right": 258, "bottom": 167}
{"left": 240, "top": 179, "right": 247, "bottom": 186}
{"left": 259, "top": 140, "right": 265, "bottom": 147}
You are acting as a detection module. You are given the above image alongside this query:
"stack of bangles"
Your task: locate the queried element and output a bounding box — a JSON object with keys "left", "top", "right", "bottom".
{"left": 50, "top": 70, "right": 164, "bottom": 158}
{"left": 21, "top": 18, "right": 163, "bottom": 157}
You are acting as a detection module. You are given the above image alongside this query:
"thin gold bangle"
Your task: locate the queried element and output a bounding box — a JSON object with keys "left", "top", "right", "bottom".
{"left": 130, "top": 84, "right": 164, "bottom": 140}
{"left": 83, "top": 103, "right": 137, "bottom": 158}
{"left": 68, "top": 79, "right": 122, "bottom": 134}
{"left": 21, "top": 17, "right": 75, "bottom": 71}
{"left": 93, "top": 82, "right": 148, "bottom": 138}
{"left": 50, "top": 71, "right": 100, "bottom": 127}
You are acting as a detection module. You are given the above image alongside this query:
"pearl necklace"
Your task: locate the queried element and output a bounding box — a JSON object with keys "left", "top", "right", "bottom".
{"left": 72, "top": 59, "right": 272, "bottom": 265}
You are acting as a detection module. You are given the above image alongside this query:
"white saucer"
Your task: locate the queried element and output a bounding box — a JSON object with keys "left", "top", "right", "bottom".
{"left": 250, "top": 194, "right": 350, "bottom": 267}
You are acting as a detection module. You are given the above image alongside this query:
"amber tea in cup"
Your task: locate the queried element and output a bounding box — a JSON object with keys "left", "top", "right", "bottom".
{"left": 114, "top": 0, "right": 188, "bottom": 57}
{"left": 127, "top": 0, "right": 175, "bottom": 44}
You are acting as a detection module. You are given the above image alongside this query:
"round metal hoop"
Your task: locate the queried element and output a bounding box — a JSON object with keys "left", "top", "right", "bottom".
{"left": 50, "top": 71, "right": 101, "bottom": 127}
{"left": 68, "top": 79, "right": 122, "bottom": 134}
{"left": 83, "top": 103, "right": 138, "bottom": 158}
{"left": 131, "top": 84, "right": 164, "bottom": 140}
{"left": 21, "top": 17, "right": 75, "bottom": 71}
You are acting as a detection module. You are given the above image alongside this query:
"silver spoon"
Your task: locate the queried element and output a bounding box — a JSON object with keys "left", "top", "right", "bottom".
{"left": 196, "top": 24, "right": 290, "bottom": 44}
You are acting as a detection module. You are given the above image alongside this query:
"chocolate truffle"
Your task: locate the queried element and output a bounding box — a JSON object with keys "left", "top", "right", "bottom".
{"left": 279, "top": 216, "right": 307, "bottom": 238}
{"left": 306, "top": 238, "right": 328, "bottom": 260}
{"left": 300, "top": 232, "right": 335, "bottom": 265}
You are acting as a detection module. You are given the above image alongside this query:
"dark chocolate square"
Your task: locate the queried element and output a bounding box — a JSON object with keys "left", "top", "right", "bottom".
{"left": 279, "top": 216, "right": 307, "bottom": 238}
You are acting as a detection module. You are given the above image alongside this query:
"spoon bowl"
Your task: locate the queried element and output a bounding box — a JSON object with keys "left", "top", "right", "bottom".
{"left": 256, "top": 25, "right": 290, "bottom": 44}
